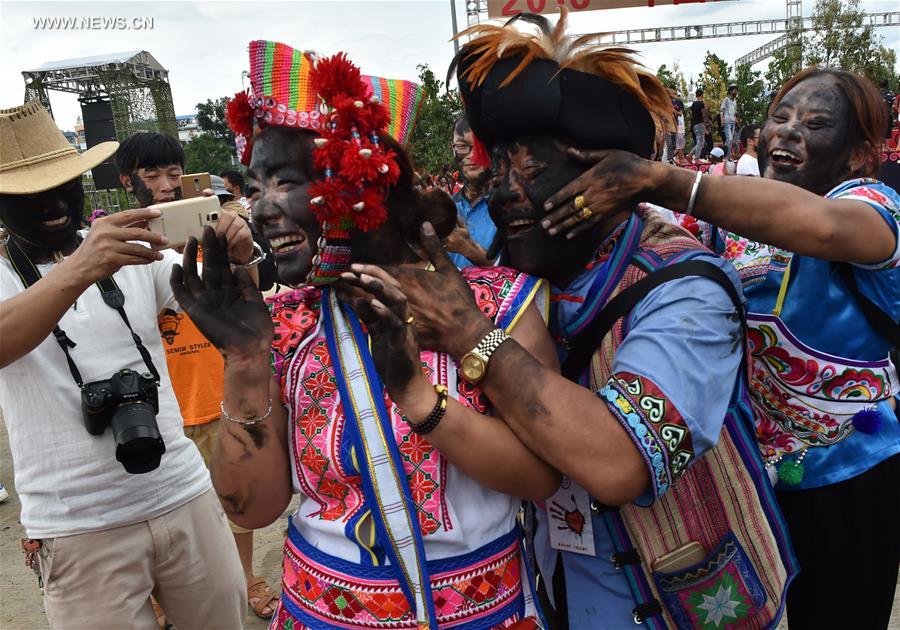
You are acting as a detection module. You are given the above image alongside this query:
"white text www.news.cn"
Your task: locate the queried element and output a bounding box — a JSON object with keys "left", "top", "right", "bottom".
{"left": 32, "top": 16, "right": 154, "bottom": 30}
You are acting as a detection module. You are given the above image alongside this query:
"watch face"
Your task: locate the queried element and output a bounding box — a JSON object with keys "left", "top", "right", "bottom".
{"left": 461, "top": 354, "right": 485, "bottom": 382}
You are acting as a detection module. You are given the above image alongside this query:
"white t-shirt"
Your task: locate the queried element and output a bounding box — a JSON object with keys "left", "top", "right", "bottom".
{"left": 737, "top": 153, "right": 761, "bottom": 176}
{"left": 0, "top": 245, "right": 210, "bottom": 538}
{"left": 720, "top": 97, "right": 737, "bottom": 123}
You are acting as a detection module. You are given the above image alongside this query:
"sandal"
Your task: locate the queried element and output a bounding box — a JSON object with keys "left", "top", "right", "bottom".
{"left": 150, "top": 596, "right": 166, "bottom": 630}
{"left": 247, "top": 578, "right": 278, "bottom": 619}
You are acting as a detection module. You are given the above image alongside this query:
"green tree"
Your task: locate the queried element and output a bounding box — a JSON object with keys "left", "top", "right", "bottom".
{"left": 657, "top": 62, "right": 690, "bottom": 100}
{"left": 697, "top": 52, "right": 731, "bottom": 136}
{"left": 765, "top": 37, "right": 804, "bottom": 93}
{"left": 407, "top": 64, "right": 463, "bottom": 174}
{"left": 672, "top": 61, "right": 690, "bottom": 102}
{"left": 656, "top": 64, "right": 677, "bottom": 90}
{"left": 196, "top": 97, "right": 234, "bottom": 145}
{"left": 865, "top": 46, "right": 900, "bottom": 90}
{"left": 765, "top": 0, "right": 899, "bottom": 92}
{"left": 806, "top": 0, "right": 877, "bottom": 73}
{"left": 735, "top": 63, "right": 768, "bottom": 127}
{"left": 184, "top": 133, "right": 235, "bottom": 174}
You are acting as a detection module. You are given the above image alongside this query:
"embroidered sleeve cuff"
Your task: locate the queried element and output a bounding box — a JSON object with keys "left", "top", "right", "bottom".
{"left": 598, "top": 371, "right": 696, "bottom": 501}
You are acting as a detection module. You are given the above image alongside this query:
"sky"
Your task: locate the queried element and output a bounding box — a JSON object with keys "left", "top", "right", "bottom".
{"left": 1, "top": 0, "right": 898, "bottom": 133}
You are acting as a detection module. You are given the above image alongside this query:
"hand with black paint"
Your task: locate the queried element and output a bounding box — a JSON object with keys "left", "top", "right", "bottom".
{"left": 170, "top": 226, "right": 273, "bottom": 360}
{"left": 338, "top": 267, "right": 438, "bottom": 423}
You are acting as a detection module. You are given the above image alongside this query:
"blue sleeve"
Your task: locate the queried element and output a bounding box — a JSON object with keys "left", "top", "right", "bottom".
{"left": 597, "top": 255, "right": 744, "bottom": 503}
{"left": 832, "top": 181, "right": 900, "bottom": 271}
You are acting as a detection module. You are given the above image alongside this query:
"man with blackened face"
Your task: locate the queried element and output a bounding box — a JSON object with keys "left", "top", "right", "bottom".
{"left": 390, "top": 11, "right": 796, "bottom": 628}
{"left": 488, "top": 134, "right": 599, "bottom": 287}
{"left": 113, "top": 133, "right": 278, "bottom": 617}
{"left": 0, "top": 104, "right": 249, "bottom": 628}
{"left": 116, "top": 132, "right": 185, "bottom": 206}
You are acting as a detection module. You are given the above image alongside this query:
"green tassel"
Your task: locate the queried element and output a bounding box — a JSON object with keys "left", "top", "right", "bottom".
{"left": 778, "top": 460, "right": 805, "bottom": 485}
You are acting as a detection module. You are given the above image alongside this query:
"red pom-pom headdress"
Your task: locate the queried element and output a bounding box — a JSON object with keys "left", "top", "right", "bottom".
{"left": 225, "top": 41, "right": 420, "bottom": 286}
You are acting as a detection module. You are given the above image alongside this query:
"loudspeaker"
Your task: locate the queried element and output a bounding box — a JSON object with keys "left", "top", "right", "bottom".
{"left": 80, "top": 99, "right": 120, "bottom": 190}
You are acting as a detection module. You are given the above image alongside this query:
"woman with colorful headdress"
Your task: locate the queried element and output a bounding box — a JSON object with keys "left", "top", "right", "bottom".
{"left": 171, "top": 41, "right": 557, "bottom": 629}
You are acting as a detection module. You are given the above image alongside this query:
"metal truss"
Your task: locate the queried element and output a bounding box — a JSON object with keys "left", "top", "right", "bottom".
{"left": 464, "top": 1, "right": 899, "bottom": 68}
{"left": 21, "top": 50, "right": 177, "bottom": 158}
{"left": 592, "top": 11, "right": 898, "bottom": 47}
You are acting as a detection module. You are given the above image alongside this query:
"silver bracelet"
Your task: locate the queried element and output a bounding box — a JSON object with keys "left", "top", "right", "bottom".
{"left": 685, "top": 170, "right": 703, "bottom": 217}
{"left": 231, "top": 241, "right": 266, "bottom": 270}
{"left": 220, "top": 397, "right": 273, "bottom": 426}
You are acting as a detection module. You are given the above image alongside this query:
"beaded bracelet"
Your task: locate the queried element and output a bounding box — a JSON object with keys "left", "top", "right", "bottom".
{"left": 406, "top": 385, "right": 449, "bottom": 436}
{"left": 220, "top": 396, "right": 273, "bottom": 426}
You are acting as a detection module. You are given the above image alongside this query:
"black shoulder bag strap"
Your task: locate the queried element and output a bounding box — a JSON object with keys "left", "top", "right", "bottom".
{"left": 835, "top": 262, "right": 900, "bottom": 348}
{"left": 6, "top": 238, "right": 161, "bottom": 387}
{"left": 562, "top": 259, "right": 746, "bottom": 381}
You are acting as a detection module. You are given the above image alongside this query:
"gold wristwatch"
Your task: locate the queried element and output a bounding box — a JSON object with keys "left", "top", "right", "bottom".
{"left": 459, "top": 328, "right": 510, "bottom": 384}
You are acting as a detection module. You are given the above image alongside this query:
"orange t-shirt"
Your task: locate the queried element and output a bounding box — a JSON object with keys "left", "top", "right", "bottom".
{"left": 158, "top": 309, "right": 223, "bottom": 426}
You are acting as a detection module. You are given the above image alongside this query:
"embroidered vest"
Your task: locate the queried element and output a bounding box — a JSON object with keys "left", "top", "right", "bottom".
{"left": 267, "top": 267, "right": 546, "bottom": 630}
{"left": 582, "top": 213, "right": 798, "bottom": 629}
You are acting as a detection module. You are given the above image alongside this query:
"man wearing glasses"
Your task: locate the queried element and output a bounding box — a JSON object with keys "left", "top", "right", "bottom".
{"left": 447, "top": 117, "right": 496, "bottom": 268}
{"left": 737, "top": 124, "right": 761, "bottom": 177}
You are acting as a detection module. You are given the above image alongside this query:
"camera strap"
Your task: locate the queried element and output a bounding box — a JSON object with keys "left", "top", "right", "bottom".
{"left": 6, "top": 237, "right": 161, "bottom": 388}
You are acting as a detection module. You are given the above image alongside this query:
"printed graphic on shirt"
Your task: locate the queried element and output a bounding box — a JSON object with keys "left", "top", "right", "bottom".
{"left": 159, "top": 310, "right": 184, "bottom": 346}
{"left": 158, "top": 308, "right": 223, "bottom": 425}
{"left": 158, "top": 309, "right": 216, "bottom": 357}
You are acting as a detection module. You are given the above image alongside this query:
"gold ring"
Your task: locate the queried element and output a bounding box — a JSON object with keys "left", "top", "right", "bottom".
{"left": 573, "top": 195, "right": 586, "bottom": 211}
{"left": 580, "top": 207, "right": 593, "bottom": 220}
{"left": 405, "top": 315, "right": 415, "bottom": 325}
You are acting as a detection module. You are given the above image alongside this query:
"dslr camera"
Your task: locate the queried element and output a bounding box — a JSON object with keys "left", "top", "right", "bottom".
{"left": 81, "top": 369, "right": 166, "bottom": 474}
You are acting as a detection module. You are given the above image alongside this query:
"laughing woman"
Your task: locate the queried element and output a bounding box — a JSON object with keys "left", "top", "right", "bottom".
{"left": 540, "top": 67, "right": 900, "bottom": 629}
{"left": 170, "top": 43, "right": 557, "bottom": 629}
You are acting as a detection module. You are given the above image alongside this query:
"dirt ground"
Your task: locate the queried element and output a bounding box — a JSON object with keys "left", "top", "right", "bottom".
{"left": 1, "top": 416, "right": 897, "bottom": 630}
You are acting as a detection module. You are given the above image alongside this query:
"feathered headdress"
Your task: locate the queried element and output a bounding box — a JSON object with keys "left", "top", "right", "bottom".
{"left": 449, "top": 9, "right": 673, "bottom": 164}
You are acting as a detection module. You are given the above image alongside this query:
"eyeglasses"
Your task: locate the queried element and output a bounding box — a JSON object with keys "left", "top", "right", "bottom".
{"left": 452, "top": 143, "right": 473, "bottom": 156}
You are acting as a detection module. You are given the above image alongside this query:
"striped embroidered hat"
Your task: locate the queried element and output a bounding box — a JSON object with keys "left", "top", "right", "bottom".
{"left": 229, "top": 40, "right": 424, "bottom": 153}
{"left": 247, "top": 40, "right": 322, "bottom": 132}
{"left": 361, "top": 76, "right": 426, "bottom": 146}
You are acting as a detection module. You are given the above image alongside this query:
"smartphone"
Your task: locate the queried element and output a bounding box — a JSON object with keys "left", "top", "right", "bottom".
{"left": 651, "top": 541, "right": 706, "bottom": 574}
{"left": 180, "top": 173, "right": 212, "bottom": 199}
{"left": 147, "top": 196, "right": 220, "bottom": 250}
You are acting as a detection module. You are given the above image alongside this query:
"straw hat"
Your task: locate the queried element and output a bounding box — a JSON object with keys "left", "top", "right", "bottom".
{"left": 0, "top": 101, "right": 119, "bottom": 195}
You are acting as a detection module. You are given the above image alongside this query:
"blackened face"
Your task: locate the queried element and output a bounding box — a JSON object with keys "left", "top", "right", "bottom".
{"left": 124, "top": 164, "right": 183, "bottom": 207}
{"left": 488, "top": 135, "right": 600, "bottom": 283}
{"left": 247, "top": 127, "right": 323, "bottom": 286}
{"left": 758, "top": 75, "right": 852, "bottom": 195}
{"left": 0, "top": 177, "right": 84, "bottom": 252}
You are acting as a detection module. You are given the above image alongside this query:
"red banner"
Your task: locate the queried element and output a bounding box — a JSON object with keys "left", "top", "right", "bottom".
{"left": 487, "top": 0, "right": 728, "bottom": 19}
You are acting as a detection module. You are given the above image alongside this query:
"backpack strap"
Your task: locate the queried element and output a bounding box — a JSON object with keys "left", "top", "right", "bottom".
{"left": 562, "top": 259, "right": 745, "bottom": 380}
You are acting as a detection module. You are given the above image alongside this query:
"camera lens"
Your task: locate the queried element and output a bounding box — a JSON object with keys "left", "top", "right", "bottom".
{"left": 110, "top": 400, "right": 166, "bottom": 474}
